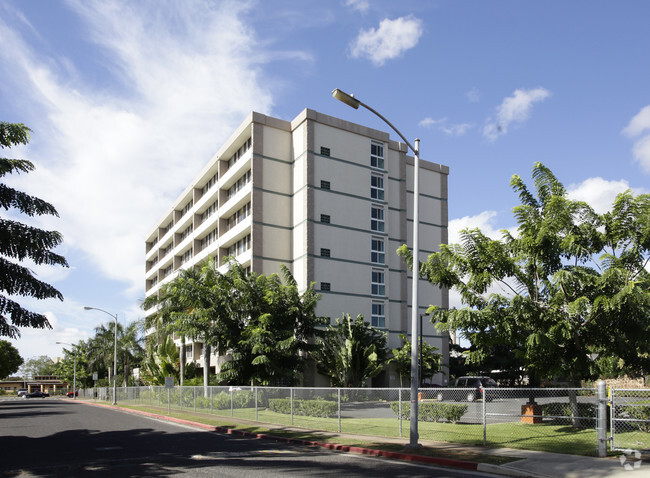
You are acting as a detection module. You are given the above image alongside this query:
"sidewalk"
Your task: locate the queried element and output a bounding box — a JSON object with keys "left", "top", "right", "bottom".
{"left": 76, "top": 400, "right": 646, "bottom": 478}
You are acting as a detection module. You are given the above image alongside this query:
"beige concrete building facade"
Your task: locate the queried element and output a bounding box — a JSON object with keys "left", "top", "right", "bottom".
{"left": 145, "top": 109, "right": 450, "bottom": 386}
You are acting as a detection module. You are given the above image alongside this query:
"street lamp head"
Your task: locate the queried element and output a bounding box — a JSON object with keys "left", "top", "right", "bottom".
{"left": 83, "top": 306, "right": 93, "bottom": 310}
{"left": 332, "top": 88, "right": 360, "bottom": 109}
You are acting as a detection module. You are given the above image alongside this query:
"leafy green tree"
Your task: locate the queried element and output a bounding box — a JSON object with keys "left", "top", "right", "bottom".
{"left": 402, "top": 163, "right": 650, "bottom": 386}
{"left": 0, "top": 122, "right": 69, "bottom": 338}
{"left": 87, "top": 321, "right": 118, "bottom": 383}
{"left": 141, "top": 334, "right": 180, "bottom": 385}
{"left": 119, "top": 320, "right": 144, "bottom": 386}
{"left": 144, "top": 258, "right": 238, "bottom": 391}
{"left": 87, "top": 319, "right": 143, "bottom": 386}
{"left": 0, "top": 340, "right": 23, "bottom": 378}
{"left": 143, "top": 276, "right": 190, "bottom": 385}
{"left": 19, "top": 355, "right": 55, "bottom": 379}
{"left": 390, "top": 333, "right": 441, "bottom": 388}
{"left": 313, "top": 314, "right": 389, "bottom": 387}
{"left": 218, "top": 264, "right": 327, "bottom": 386}
{"left": 54, "top": 341, "right": 91, "bottom": 388}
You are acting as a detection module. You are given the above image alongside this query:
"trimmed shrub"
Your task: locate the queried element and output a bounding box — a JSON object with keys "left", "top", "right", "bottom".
{"left": 268, "top": 398, "right": 337, "bottom": 418}
{"left": 390, "top": 402, "right": 468, "bottom": 423}
{"left": 622, "top": 405, "right": 650, "bottom": 433}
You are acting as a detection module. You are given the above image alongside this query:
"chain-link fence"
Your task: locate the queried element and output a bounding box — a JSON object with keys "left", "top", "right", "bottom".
{"left": 611, "top": 388, "right": 650, "bottom": 452}
{"left": 78, "top": 384, "right": 649, "bottom": 456}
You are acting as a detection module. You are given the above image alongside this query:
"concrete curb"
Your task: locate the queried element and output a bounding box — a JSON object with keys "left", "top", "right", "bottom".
{"left": 74, "top": 400, "right": 536, "bottom": 475}
{"left": 477, "top": 463, "right": 549, "bottom": 478}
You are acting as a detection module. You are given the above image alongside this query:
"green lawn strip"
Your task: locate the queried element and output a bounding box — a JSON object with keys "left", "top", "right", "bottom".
{"left": 112, "top": 403, "right": 518, "bottom": 466}
{"left": 108, "top": 400, "right": 604, "bottom": 457}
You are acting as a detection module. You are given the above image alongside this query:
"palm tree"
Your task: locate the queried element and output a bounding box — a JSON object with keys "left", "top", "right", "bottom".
{"left": 314, "top": 314, "right": 389, "bottom": 387}
{"left": 143, "top": 258, "right": 235, "bottom": 393}
{"left": 119, "top": 320, "right": 144, "bottom": 386}
{"left": 87, "top": 321, "right": 121, "bottom": 384}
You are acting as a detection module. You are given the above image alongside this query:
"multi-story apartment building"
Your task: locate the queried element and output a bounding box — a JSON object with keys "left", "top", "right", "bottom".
{"left": 145, "top": 108, "right": 450, "bottom": 387}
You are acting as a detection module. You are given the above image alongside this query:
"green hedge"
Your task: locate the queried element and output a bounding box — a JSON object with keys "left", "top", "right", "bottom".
{"left": 542, "top": 402, "right": 596, "bottom": 418}
{"left": 621, "top": 405, "right": 650, "bottom": 433}
{"left": 268, "top": 398, "right": 337, "bottom": 418}
{"left": 542, "top": 402, "right": 597, "bottom": 428}
{"left": 390, "top": 402, "right": 468, "bottom": 423}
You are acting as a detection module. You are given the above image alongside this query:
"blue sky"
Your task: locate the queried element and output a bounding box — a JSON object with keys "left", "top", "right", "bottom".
{"left": 1, "top": 0, "right": 649, "bottom": 361}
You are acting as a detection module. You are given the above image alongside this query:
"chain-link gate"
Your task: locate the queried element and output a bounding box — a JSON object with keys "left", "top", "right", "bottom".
{"left": 610, "top": 387, "right": 650, "bottom": 452}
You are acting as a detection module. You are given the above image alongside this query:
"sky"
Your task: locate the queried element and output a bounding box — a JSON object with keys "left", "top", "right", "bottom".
{"left": 1, "top": 0, "right": 649, "bottom": 361}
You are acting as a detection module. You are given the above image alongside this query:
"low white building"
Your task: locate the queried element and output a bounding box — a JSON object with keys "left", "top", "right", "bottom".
{"left": 145, "top": 108, "right": 450, "bottom": 386}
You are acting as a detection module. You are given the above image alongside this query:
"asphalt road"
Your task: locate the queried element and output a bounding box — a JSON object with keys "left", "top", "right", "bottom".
{"left": 0, "top": 398, "right": 496, "bottom": 477}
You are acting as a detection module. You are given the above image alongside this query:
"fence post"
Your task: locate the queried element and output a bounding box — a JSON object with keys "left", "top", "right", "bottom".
{"left": 290, "top": 388, "right": 294, "bottom": 426}
{"left": 483, "top": 388, "right": 488, "bottom": 446}
{"left": 210, "top": 387, "right": 213, "bottom": 414}
{"left": 230, "top": 388, "right": 234, "bottom": 417}
{"left": 597, "top": 381, "right": 607, "bottom": 457}
{"left": 193, "top": 387, "right": 196, "bottom": 412}
{"left": 337, "top": 388, "right": 341, "bottom": 433}
{"left": 255, "top": 387, "right": 258, "bottom": 422}
{"left": 398, "top": 388, "right": 403, "bottom": 438}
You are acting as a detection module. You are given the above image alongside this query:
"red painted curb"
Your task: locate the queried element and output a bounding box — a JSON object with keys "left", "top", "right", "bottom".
{"left": 74, "top": 401, "right": 478, "bottom": 471}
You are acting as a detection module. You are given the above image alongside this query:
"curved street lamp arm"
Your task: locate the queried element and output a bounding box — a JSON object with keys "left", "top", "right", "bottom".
{"left": 331, "top": 89, "right": 418, "bottom": 155}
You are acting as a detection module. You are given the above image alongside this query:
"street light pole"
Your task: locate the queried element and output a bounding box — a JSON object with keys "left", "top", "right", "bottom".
{"left": 56, "top": 341, "right": 77, "bottom": 400}
{"left": 84, "top": 306, "right": 118, "bottom": 405}
{"left": 332, "top": 88, "right": 422, "bottom": 447}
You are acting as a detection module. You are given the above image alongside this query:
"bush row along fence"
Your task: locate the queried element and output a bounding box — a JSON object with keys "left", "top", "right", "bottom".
{"left": 79, "top": 384, "right": 650, "bottom": 456}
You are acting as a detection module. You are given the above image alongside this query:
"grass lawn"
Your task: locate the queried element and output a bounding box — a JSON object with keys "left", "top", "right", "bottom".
{"left": 104, "top": 397, "right": 616, "bottom": 457}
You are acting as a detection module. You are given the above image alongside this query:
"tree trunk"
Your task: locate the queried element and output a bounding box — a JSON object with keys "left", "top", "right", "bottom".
{"left": 179, "top": 336, "right": 186, "bottom": 387}
{"left": 568, "top": 379, "right": 583, "bottom": 428}
{"left": 203, "top": 343, "right": 211, "bottom": 397}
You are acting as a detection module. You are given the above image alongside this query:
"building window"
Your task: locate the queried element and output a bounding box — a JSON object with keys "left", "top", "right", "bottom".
{"left": 200, "top": 228, "right": 218, "bottom": 250}
{"left": 371, "top": 141, "right": 384, "bottom": 169}
{"left": 179, "top": 248, "right": 193, "bottom": 266}
{"left": 320, "top": 146, "right": 331, "bottom": 156}
{"left": 371, "top": 205, "right": 384, "bottom": 232}
{"left": 180, "top": 199, "right": 194, "bottom": 217}
{"left": 320, "top": 248, "right": 330, "bottom": 257}
{"left": 161, "top": 220, "right": 173, "bottom": 236}
{"left": 226, "top": 202, "right": 251, "bottom": 231}
{"left": 371, "top": 238, "right": 385, "bottom": 264}
{"left": 201, "top": 172, "right": 218, "bottom": 195}
{"left": 371, "top": 270, "right": 385, "bottom": 296}
{"left": 227, "top": 170, "right": 251, "bottom": 199}
{"left": 200, "top": 199, "right": 219, "bottom": 223}
{"left": 371, "top": 303, "right": 385, "bottom": 328}
{"left": 161, "top": 265, "right": 173, "bottom": 279}
{"left": 161, "top": 243, "right": 173, "bottom": 257}
{"left": 179, "top": 224, "right": 193, "bottom": 241}
{"left": 226, "top": 137, "right": 252, "bottom": 170}
{"left": 320, "top": 214, "right": 330, "bottom": 224}
{"left": 226, "top": 234, "right": 251, "bottom": 257}
{"left": 321, "top": 282, "right": 331, "bottom": 291}
{"left": 371, "top": 174, "right": 384, "bottom": 200}
{"left": 320, "top": 180, "right": 331, "bottom": 190}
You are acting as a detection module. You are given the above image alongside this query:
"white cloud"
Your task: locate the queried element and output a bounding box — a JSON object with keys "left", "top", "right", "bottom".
{"left": 344, "top": 0, "right": 370, "bottom": 13}
{"left": 622, "top": 105, "right": 650, "bottom": 173}
{"left": 466, "top": 87, "right": 479, "bottom": 103}
{"left": 567, "top": 177, "right": 648, "bottom": 214}
{"left": 418, "top": 117, "right": 445, "bottom": 128}
{"left": 419, "top": 117, "right": 472, "bottom": 136}
{"left": 441, "top": 123, "right": 472, "bottom": 136}
{"left": 483, "top": 87, "right": 551, "bottom": 141}
{"left": 349, "top": 15, "right": 423, "bottom": 66}
{"left": 0, "top": 0, "right": 274, "bottom": 295}
{"left": 448, "top": 210, "right": 505, "bottom": 244}
{"left": 622, "top": 105, "right": 650, "bottom": 137}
